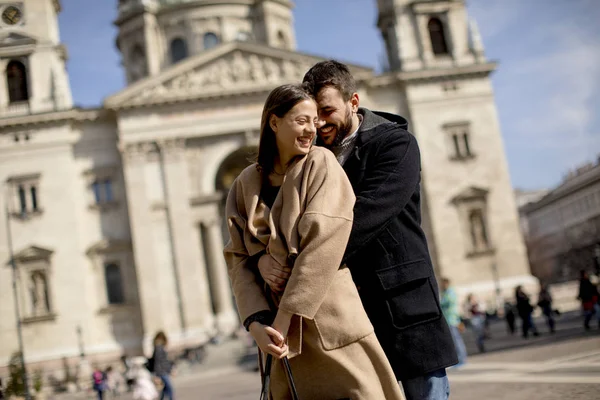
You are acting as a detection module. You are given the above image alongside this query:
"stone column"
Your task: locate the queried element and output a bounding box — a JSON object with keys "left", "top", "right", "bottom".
{"left": 158, "top": 139, "right": 215, "bottom": 345}
{"left": 120, "top": 141, "right": 170, "bottom": 353}
{"left": 417, "top": 14, "right": 434, "bottom": 66}
{"left": 202, "top": 217, "right": 237, "bottom": 334}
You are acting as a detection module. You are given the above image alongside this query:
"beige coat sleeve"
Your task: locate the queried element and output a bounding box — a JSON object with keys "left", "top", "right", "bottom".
{"left": 223, "top": 178, "right": 271, "bottom": 322}
{"left": 277, "top": 149, "right": 355, "bottom": 319}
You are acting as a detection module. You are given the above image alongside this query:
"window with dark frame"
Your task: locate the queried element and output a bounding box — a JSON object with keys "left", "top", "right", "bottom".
{"left": 203, "top": 32, "right": 219, "bottom": 50}
{"left": 6, "top": 60, "right": 29, "bottom": 103}
{"left": 104, "top": 263, "right": 125, "bottom": 305}
{"left": 170, "top": 38, "right": 188, "bottom": 63}
{"left": 428, "top": 17, "right": 449, "bottom": 56}
{"left": 92, "top": 179, "right": 114, "bottom": 205}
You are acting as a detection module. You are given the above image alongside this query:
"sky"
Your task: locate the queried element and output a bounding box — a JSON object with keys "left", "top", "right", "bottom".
{"left": 57, "top": 0, "right": 600, "bottom": 191}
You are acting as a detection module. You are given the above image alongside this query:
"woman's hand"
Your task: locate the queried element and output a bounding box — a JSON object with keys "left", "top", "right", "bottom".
{"left": 249, "top": 322, "right": 289, "bottom": 359}
{"left": 272, "top": 309, "right": 293, "bottom": 340}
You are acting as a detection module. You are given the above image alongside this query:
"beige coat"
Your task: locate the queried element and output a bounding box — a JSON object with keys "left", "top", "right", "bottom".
{"left": 224, "top": 146, "right": 404, "bottom": 400}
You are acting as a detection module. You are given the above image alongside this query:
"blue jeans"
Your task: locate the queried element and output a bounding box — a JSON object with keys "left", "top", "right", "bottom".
{"left": 159, "top": 374, "right": 174, "bottom": 400}
{"left": 470, "top": 315, "right": 486, "bottom": 352}
{"left": 449, "top": 324, "right": 468, "bottom": 365}
{"left": 402, "top": 369, "right": 450, "bottom": 400}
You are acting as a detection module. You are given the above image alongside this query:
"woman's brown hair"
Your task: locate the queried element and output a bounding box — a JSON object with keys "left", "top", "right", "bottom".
{"left": 153, "top": 331, "right": 168, "bottom": 347}
{"left": 257, "top": 83, "right": 313, "bottom": 182}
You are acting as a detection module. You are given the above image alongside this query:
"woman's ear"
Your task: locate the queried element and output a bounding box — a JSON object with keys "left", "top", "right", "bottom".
{"left": 269, "top": 114, "right": 279, "bottom": 133}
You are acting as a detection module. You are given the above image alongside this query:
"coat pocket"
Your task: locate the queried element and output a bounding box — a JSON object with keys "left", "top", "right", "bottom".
{"left": 376, "top": 259, "right": 441, "bottom": 330}
{"left": 312, "top": 268, "right": 374, "bottom": 350}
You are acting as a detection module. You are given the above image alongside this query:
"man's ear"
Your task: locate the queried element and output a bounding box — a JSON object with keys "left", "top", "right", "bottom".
{"left": 350, "top": 92, "right": 360, "bottom": 113}
{"left": 269, "top": 114, "right": 278, "bottom": 133}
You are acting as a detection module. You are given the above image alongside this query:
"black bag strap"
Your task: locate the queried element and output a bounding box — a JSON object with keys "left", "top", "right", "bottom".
{"left": 259, "top": 353, "right": 299, "bottom": 400}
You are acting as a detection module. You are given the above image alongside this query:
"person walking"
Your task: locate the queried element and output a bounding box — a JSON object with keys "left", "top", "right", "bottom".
{"left": 537, "top": 284, "right": 555, "bottom": 333}
{"left": 256, "top": 60, "right": 457, "bottom": 400}
{"left": 440, "top": 278, "right": 467, "bottom": 367}
{"left": 504, "top": 301, "right": 516, "bottom": 335}
{"left": 465, "top": 294, "right": 486, "bottom": 353}
{"left": 577, "top": 270, "right": 600, "bottom": 330}
{"left": 92, "top": 366, "right": 107, "bottom": 400}
{"left": 515, "top": 285, "right": 539, "bottom": 338}
{"left": 151, "top": 332, "right": 174, "bottom": 400}
{"left": 224, "top": 84, "right": 404, "bottom": 399}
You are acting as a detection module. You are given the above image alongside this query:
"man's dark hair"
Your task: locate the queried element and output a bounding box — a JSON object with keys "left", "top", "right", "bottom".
{"left": 302, "top": 60, "right": 357, "bottom": 101}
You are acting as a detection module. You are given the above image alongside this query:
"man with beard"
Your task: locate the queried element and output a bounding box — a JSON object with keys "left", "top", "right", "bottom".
{"left": 254, "top": 60, "right": 458, "bottom": 399}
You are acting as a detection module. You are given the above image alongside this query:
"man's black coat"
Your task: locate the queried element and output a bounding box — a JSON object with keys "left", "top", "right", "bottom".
{"left": 342, "top": 108, "right": 458, "bottom": 380}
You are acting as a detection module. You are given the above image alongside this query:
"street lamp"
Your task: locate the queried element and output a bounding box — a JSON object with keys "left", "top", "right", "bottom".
{"left": 594, "top": 243, "right": 600, "bottom": 276}
{"left": 4, "top": 198, "right": 32, "bottom": 400}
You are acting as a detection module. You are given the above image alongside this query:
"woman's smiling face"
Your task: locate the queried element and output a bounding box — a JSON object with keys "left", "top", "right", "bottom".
{"left": 271, "top": 99, "right": 318, "bottom": 161}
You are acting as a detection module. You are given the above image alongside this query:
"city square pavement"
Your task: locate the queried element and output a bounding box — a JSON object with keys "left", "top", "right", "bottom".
{"left": 53, "top": 312, "right": 600, "bottom": 399}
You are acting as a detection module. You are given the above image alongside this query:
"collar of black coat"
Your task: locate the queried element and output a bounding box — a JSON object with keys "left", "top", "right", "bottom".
{"left": 356, "top": 107, "right": 409, "bottom": 146}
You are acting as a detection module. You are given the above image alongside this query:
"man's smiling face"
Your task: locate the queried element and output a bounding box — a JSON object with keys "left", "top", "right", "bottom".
{"left": 315, "top": 86, "right": 356, "bottom": 148}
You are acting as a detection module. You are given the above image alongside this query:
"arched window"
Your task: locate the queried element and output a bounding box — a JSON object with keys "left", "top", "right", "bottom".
{"left": 203, "top": 32, "right": 219, "bottom": 50}
{"left": 170, "top": 38, "right": 188, "bottom": 63}
{"left": 6, "top": 60, "right": 29, "bottom": 103}
{"left": 104, "top": 263, "right": 125, "bottom": 305}
{"left": 129, "top": 45, "right": 147, "bottom": 82}
{"left": 277, "top": 30, "right": 287, "bottom": 47}
{"left": 428, "top": 17, "right": 449, "bottom": 55}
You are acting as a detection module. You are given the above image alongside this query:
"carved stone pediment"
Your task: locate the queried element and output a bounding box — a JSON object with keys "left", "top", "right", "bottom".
{"left": 105, "top": 41, "right": 373, "bottom": 108}
{"left": 0, "top": 32, "right": 37, "bottom": 48}
{"left": 450, "top": 186, "right": 489, "bottom": 204}
{"left": 13, "top": 245, "right": 54, "bottom": 263}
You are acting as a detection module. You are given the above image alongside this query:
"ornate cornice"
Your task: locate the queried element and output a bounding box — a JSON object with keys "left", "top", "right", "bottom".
{"left": 0, "top": 108, "right": 110, "bottom": 129}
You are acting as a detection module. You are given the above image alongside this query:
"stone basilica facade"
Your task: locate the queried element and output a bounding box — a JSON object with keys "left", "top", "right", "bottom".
{"left": 0, "top": 0, "right": 535, "bottom": 369}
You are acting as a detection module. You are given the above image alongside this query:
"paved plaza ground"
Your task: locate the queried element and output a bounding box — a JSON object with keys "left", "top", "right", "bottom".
{"left": 53, "top": 312, "right": 600, "bottom": 399}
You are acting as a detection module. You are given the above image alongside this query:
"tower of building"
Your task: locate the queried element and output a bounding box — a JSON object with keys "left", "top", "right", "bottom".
{"left": 0, "top": 0, "right": 72, "bottom": 117}
{"left": 376, "top": 0, "right": 534, "bottom": 301}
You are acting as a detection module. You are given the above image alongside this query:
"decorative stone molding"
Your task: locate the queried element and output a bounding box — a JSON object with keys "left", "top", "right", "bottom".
{"left": 119, "top": 141, "right": 158, "bottom": 163}
{"left": 157, "top": 137, "right": 186, "bottom": 161}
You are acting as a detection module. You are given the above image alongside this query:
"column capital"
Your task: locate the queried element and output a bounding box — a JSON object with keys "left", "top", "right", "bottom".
{"left": 201, "top": 217, "right": 221, "bottom": 228}
{"left": 119, "top": 141, "right": 158, "bottom": 164}
{"left": 157, "top": 138, "right": 186, "bottom": 161}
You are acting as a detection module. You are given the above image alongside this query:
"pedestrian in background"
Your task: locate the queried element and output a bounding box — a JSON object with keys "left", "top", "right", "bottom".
{"left": 515, "top": 285, "right": 539, "bottom": 338}
{"left": 537, "top": 284, "right": 556, "bottom": 334}
{"left": 92, "top": 365, "right": 107, "bottom": 400}
{"left": 151, "top": 332, "right": 175, "bottom": 400}
{"left": 504, "top": 301, "right": 516, "bottom": 335}
{"left": 577, "top": 270, "right": 599, "bottom": 330}
{"left": 132, "top": 357, "right": 158, "bottom": 400}
{"left": 440, "top": 278, "right": 467, "bottom": 367}
{"left": 465, "top": 294, "right": 486, "bottom": 353}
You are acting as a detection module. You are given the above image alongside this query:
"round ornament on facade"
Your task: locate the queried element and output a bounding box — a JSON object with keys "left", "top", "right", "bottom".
{"left": 2, "top": 5, "right": 23, "bottom": 25}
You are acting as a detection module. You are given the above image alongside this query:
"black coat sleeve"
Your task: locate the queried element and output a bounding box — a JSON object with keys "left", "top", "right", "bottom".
{"left": 343, "top": 127, "right": 421, "bottom": 267}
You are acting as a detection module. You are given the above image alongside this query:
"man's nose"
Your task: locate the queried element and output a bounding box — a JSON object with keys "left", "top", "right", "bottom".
{"left": 315, "top": 119, "right": 326, "bottom": 130}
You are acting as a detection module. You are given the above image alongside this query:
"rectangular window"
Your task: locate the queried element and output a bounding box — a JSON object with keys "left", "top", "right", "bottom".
{"left": 30, "top": 186, "right": 38, "bottom": 211}
{"left": 8, "top": 174, "right": 42, "bottom": 218}
{"left": 444, "top": 122, "right": 474, "bottom": 160}
{"left": 463, "top": 133, "right": 471, "bottom": 156}
{"left": 104, "top": 262, "right": 125, "bottom": 305}
{"left": 92, "top": 179, "right": 114, "bottom": 205}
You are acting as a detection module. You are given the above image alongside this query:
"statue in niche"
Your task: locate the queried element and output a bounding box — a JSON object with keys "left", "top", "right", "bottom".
{"left": 469, "top": 209, "right": 489, "bottom": 251}
{"left": 30, "top": 271, "right": 49, "bottom": 315}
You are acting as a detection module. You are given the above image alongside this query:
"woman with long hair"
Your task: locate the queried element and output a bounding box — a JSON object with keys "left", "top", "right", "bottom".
{"left": 151, "top": 331, "right": 174, "bottom": 400}
{"left": 224, "top": 84, "right": 403, "bottom": 399}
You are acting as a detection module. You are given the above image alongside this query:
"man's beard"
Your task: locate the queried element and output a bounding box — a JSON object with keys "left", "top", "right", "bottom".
{"left": 318, "top": 107, "right": 353, "bottom": 149}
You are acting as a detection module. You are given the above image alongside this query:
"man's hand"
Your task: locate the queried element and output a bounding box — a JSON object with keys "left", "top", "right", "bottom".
{"left": 257, "top": 254, "right": 291, "bottom": 293}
